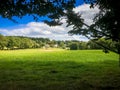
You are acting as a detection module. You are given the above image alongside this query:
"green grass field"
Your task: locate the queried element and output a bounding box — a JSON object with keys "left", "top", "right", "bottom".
{"left": 0, "top": 49, "right": 120, "bottom": 90}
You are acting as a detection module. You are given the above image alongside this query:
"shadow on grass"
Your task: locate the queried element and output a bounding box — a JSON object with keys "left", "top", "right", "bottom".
{"left": 0, "top": 59, "right": 120, "bottom": 90}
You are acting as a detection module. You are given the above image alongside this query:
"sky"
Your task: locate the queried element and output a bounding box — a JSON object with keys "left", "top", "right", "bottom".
{"left": 0, "top": 0, "right": 99, "bottom": 41}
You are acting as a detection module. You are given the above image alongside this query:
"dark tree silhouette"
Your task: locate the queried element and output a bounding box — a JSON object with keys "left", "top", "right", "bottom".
{"left": 84, "top": 0, "right": 120, "bottom": 66}
{"left": 0, "top": 0, "right": 75, "bottom": 23}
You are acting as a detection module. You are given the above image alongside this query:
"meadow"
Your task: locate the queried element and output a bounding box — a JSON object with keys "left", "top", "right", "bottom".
{"left": 0, "top": 49, "right": 120, "bottom": 90}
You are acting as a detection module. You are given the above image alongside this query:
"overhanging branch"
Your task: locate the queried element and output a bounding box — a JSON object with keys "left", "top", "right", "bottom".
{"left": 85, "top": 35, "right": 118, "bottom": 54}
{"left": 82, "top": 22, "right": 112, "bottom": 38}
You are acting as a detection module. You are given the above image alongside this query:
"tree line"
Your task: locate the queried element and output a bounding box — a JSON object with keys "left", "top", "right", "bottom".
{"left": 0, "top": 34, "right": 116, "bottom": 51}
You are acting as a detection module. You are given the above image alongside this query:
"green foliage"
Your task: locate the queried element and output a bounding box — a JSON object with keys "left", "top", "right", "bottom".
{"left": 88, "top": 38, "right": 119, "bottom": 53}
{"left": 0, "top": 34, "right": 117, "bottom": 51}
{"left": 84, "top": 0, "right": 120, "bottom": 54}
{"left": 0, "top": 49, "right": 119, "bottom": 90}
{"left": 0, "top": 36, "right": 38, "bottom": 50}
{"left": 0, "top": 34, "right": 7, "bottom": 49}
{"left": 69, "top": 42, "right": 79, "bottom": 50}
{"left": 87, "top": 40, "right": 101, "bottom": 49}
{"left": 84, "top": 0, "right": 120, "bottom": 41}
{"left": 79, "top": 41, "right": 88, "bottom": 50}
{"left": 0, "top": 0, "right": 75, "bottom": 22}
{"left": 58, "top": 41, "right": 66, "bottom": 49}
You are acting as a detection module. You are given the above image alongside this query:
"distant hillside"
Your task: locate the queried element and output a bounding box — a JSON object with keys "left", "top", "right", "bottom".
{"left": 0, "top": 34, "right": 115, "bottom": 51}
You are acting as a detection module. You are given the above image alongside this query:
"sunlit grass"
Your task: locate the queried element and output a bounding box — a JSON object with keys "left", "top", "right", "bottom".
{"left": 0, "top": 49, "right": 119, "bottom": 90}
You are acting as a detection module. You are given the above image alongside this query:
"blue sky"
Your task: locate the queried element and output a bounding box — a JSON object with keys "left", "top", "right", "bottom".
{"left": 0, "top": 0, "right": 99, "bottom": 41}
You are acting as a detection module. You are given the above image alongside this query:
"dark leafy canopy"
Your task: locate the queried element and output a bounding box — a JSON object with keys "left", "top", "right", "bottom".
{"left": 67, "top": 0, "right": 120, "bottom": 42}
{"left": 0, "top": 0, "right": 75, "bottom": 23}
{"left": 66, "top": 0, "right": 120, "bottom": 54}
{"left": 83, "top": 0, "right": 120, "bottom": 54}
{"left": 84, "top": 0, "right": 120, "bottom": 42}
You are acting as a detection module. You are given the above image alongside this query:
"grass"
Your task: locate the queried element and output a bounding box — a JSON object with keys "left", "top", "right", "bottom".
{"left": 0, "top": 48, "right": 120, "bottom": 90}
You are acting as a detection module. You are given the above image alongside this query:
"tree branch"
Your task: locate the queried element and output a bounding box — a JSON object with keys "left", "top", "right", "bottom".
{"left": 85, "top": 35, "right": 118, "bottom": 54}
{"left": 82, "top": 22, "right": 112, "bottom": 38}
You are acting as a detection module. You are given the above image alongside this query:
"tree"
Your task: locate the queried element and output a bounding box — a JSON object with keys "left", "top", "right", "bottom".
{"left": 6, "top": 36, "right": 15, "bottom": 49}
{"left": 79, "top": 41, "right": 88, "bottom": 50}
{"left": 84, "top": 0, "right": 120, "bottom": 48}
{"left": 83, "top": 0, "right": 120, "bottom": 66}
{"left": 0, "top": 0, "right": 75, "bottom": 23}
{"left": 69, "top": 42, "right": 79, "bottom": 50}
{"left": 0, "top": 34, "right": 7, "bottom": 50}
{"left": 87, "top": 40, "right": 99, "bottom": 49}
{"left": 58, "top": 41, "right": 66, "bottom": 49}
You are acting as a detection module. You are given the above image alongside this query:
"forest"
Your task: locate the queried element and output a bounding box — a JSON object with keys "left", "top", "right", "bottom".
{"left": 0, "top": 34, "right": 116, "bottom": 51}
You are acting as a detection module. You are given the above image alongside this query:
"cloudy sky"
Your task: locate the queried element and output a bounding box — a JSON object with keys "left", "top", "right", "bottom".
{"left": 0, "top": 3, "right": 99, "bottom": 41}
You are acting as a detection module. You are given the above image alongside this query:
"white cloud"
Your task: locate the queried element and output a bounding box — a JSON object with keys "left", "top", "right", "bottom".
{"left": 73, "top": 4, "right": 99, "bottom": 25}
{"left": 0, "top": 4, "right": 99, "bottom": 41}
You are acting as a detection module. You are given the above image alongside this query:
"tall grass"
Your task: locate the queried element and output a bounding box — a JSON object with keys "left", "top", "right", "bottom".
{"left": 0, "top": 49, "right": 119, "bottom": 90}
